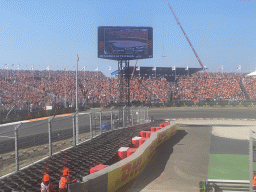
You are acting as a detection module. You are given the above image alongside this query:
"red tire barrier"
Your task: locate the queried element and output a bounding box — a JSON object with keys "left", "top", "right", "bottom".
{"left": 156, "top": 127, "right": 162, "bottom": 131}
{"left": 127, "top": 148, "right": 137, "bottom": 157}
{"left": 151, "top": 127, "right": 158, "bottom": 132}
{"left": 151, "top": 127, "right": 162, "bottom": 132}
{"left": 140, "top": 131, "right": 153, "bottom": 138}
{"left": 159, "top": 124, "right": 165, "bottom": 127}
{"left": 90, "top": 164, "right": 109, "bottom": 174}
{"left": 132, "top": 137, "right": 142, "bottom": 148}
{"left": 140, "top": 131, "right": 147, "bottom": 138}
{"left": 151, "top": 127, "right": 157, "bottom": 132}
{"left": 146, "top": 131, "right": 153, "bottom": 138}
{"left": 139, "top": 138, "right": 148, "bottom": 146}
{"left": 118, "top": 147, "right": 129, "bottom": 160}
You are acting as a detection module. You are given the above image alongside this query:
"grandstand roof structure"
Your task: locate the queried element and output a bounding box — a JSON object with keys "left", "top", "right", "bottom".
{"left": 111, "top": 66, "right": 203, "bottom": 82}
{"left": 245, "top": 71, "right": 256, "bottom": 77}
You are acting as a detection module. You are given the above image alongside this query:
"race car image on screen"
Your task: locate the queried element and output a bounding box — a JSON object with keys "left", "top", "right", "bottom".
{"left": 104, "top": 28, "right": 148, "bottom": 55}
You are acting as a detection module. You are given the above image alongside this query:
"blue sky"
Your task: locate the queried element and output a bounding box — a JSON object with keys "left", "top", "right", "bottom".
{"left": 0, "top": 0, "right": 255, "bottom": 76}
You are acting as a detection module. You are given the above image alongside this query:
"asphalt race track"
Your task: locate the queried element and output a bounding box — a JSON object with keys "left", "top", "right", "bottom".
{"left": 1, "top": 107, "right": 255, "bottom": 141}
{"left": 149, "top": 107, "right": 256, "bottom": 120}
{"left": 0, "top": 110, "right": 112, "bottom": 142}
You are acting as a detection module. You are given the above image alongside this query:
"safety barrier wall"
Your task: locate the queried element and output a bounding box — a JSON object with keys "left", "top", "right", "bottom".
{"left": 68, "top": 123, "right": 177, "bottom": 192}
{"left": 0, "top": 106, "right": 78, "bottom": 124}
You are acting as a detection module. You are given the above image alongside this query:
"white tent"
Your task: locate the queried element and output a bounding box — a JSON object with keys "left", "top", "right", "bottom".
{"left": 245, "top": 71, "right": 256, "bottom": 77}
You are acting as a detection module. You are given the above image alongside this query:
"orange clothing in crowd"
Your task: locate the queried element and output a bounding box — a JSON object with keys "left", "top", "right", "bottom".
{"left": 59, "top": 169, "right": 77, "bottom": 192}
{"left": 0, "top": 70, "right": 252, "bottom": 110}
{"left": 41, "top": 174, "right": 53, "bottom": 192}
{"left": 253, "top": 173, "right": 256, "bottom": 185}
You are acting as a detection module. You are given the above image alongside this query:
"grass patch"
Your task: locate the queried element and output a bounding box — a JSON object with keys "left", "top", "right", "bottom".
{"left": 208, "top": 154, "right": 249, "bottom": 180}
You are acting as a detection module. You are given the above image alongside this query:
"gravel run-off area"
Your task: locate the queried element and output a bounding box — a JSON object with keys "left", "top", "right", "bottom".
{"left": 174, "top": 119, "right": 256, "bottom": 141}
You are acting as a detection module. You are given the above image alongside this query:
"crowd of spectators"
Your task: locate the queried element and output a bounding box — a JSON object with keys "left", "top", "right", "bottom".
{"left": 0, "top": 69, "right": 255, "bottom": 111}
{"left": 176, "top": 73, "right": 246, "bottom": 102}
{"left": 80, "top": 74, "right": 170, "bottom": 103}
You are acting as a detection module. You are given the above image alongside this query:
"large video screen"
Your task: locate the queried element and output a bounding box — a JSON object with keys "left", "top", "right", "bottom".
{"left": 98, "top": 26, "right": 153, "bottom": 60}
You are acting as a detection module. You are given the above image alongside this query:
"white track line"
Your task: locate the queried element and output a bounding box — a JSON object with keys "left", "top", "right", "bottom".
{"left": 0, "top": 121, "right": 28, "bottom": 127}
{"left": 0, "top": 136, "right": 14, "bottom": 138}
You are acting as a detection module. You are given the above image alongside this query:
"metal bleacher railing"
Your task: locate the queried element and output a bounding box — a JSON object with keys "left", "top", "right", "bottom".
{"left": 200, "top": 180, "right": 250, "bottom": 192}
{"left": 0, "top": 106, "right": 149, "bottom": 178}
{"left": 199, "top": 129, "right": 256, "bottom": 192}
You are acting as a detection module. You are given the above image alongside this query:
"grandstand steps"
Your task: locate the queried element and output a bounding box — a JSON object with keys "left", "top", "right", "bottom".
{"left": 238, "top": 80, "right": 250, "bottom": 100}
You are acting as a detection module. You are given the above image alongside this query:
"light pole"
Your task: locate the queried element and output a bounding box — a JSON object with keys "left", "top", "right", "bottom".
{"left": 76, "top": 54, "right": 79, "bottom": 144}
{"left": 249, "top": 129, "right": 253, "bottom": 192}
{"left": 65, "top": 70, "right": 67, "bottom": 108}
{"left": 76, "top": 55, "right": 79, "bottom": 112}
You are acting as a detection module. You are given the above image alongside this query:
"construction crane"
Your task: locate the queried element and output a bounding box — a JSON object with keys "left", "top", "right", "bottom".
{"left": 131, "top": 59, "right": 138, "bottom": 79}
{"left": 166, "top": 0, "right": 207, "bottom": 76}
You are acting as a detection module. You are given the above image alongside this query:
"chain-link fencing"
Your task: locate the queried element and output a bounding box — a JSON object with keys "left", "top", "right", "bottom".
{"left": 0, "top": 125, "right": 16, "bottom": 177}
{"left": 130, "top": 106, "right": 138, "bottom": 126}
{"left": 50, "top": 114, "right": 74, "bottom": 154}
{"left": 101, "top": 109, "right": 112, "bottom": 133}
{"left": 0, "top": 106, "right": 149, "bottom": 177}
{"left": 18, "top": 120, "right": 49, "bottom": 170}
{"left": 123, "top": 106, "right": 130, "bottom": 128}
{"left": 77, "top": 112, "right": 90, "bottom": 144}
{"left": 92, "top": 110, "right": 101, "bottom": 137}
{"left": 112, "top": 107, "right": 120, "bottom": 129}
{"left": 138, "top": 107, "right": 143, "bottom": 124}
{"left": 140, "top": 107, "right": 148, "bottom": 124}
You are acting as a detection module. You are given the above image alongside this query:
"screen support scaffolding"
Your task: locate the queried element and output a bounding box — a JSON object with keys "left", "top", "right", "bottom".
{"left": 118, "top": 60, "right": 130, "bottom": 127}
{"left": 117, "top": 60, "right": 130, "bottom": 106}
{"left": 125, "top": 60, "right": 130, "bottom": 107}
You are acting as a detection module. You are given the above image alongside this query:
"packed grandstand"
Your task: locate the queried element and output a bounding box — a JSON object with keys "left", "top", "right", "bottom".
{"left": 0, "top": 69, "right": 256, "bottom": 111}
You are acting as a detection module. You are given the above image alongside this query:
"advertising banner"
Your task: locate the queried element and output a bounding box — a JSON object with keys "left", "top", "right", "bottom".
{"left": 107, "top": 125, "right": 177, "bottom": 192}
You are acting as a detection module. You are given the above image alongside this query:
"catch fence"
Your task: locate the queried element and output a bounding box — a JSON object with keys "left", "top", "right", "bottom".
{"left": 0, "top": 106, "right": 149, "bottom": 177}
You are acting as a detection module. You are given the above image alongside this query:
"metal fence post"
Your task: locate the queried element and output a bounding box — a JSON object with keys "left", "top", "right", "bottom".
{"left": 147, "top": 107, "right": 149, "bottom": 122}
{"left": 123, "top": 106, "right": 126, "bottom": 128}
{"left": 138, "top": 106, "right": 141, "bottom": 124}
{"left": 72, "top": 112, "right": 76, "bottom": 146}
{"left": 90, "top": 110, "right": 93, "bottom": 139}
{"left": 111, "top": 106, "right": 114, "bottom": 131}
{"left": 249, "top": 129, "right": 253, "bottom": 192}
{"left": 144, "top": 107, "right": 146, "bottom": 123}
{"left": 76, "top": 111, "right": 79, "bottom": 144}
{"left": 48, "top": 116, "right": 54, "bottom": 157}
{"left": 100, "top": 109, "right": 102, "bottom": 134}
{"left": 131, "top": 106, "right": 134, "bottom": 126}
{"left": 212, "top": 184, "right": 216, "bottom": 192}
{"left": 15, "top": 123, "right": 22, "bottom": 172}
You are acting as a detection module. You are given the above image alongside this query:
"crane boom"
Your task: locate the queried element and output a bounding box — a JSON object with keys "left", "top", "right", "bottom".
{"left": 131, "top": 59, "right": 138, "bottom": 79}
{"left": 166, "top": 0, "right": 207, "bottom": 76}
